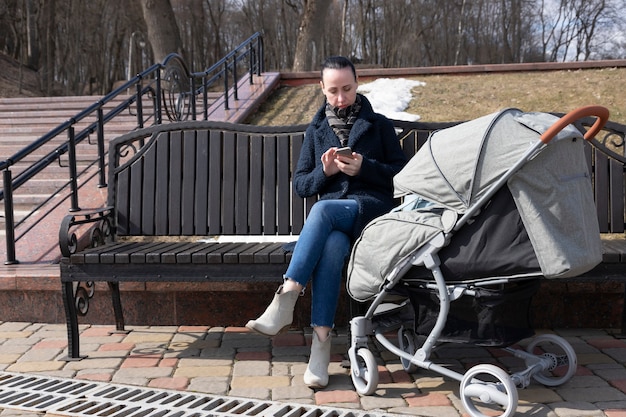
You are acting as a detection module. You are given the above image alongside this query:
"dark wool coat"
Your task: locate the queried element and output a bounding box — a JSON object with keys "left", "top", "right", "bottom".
{"left": 293, "top": 94, "right": 407, "bottom": 239}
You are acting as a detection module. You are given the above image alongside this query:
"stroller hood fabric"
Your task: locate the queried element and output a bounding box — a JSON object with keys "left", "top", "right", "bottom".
{"left": 347, "top": 108, "right": 603, "bottom": 301}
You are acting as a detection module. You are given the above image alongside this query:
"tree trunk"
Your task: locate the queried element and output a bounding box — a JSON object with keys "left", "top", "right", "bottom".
{"left": 292, "top": 0, "right": 332, "bottom": 72}
{"left": 138, "top": 0, "right": 184, "bottom": 63}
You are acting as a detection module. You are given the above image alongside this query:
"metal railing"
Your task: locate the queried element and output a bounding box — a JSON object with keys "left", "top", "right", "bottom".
{"left": 0, "top": 32, "right": 264, "bottom": 264}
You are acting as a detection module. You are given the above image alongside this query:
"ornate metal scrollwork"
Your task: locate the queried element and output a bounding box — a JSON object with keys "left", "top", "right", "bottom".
{"left": 161, "top": 58, "right": 193, "bottom": 122}
{"left": 59, "top": 208, "right": 113, "bottom": 257}
{"left": 73, "top": 281, "right": 95, "bottom": 316}
{"left": 60, "top": 207, "right": 113, "bottom": 317}
{"left": 584, "top": 122, "right": 626, "bottom": 163}
{"left": 597, "top": 129, "right": 625, "bottom": 154}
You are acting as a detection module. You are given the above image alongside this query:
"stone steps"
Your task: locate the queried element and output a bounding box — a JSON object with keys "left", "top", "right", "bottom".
{"left": 0, "top": 72, "right": 283, "bottom": 327}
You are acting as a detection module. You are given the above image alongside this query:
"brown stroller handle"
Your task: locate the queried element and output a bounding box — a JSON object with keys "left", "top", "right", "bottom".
{"left": 540, "top": 105, "right": 609, "bottom": 144}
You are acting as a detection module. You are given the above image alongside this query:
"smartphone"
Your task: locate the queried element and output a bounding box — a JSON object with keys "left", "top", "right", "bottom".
{"left": 336, "top": 146, "right": 352, "bottom": 157}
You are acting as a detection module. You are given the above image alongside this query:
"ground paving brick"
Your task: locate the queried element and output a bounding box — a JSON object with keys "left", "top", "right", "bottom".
{"left": 606, "top": 410, "right": 626, "bottom": 417}
{"left": 228, "top": 387, "right": 271, "bottom": 400}
{"left": 558, "top": 386, "right": 626, "bottom": 403}
{"left": 18, "top": 348, "right": 61, "bottom": 362}
{"left": 174, "top": 365, "right": 231, "bottom": 377}
{"left": 230, "top": 375, "right": 291, "bottom": 389}
{"left": 388, "top": 405, "right": 461, "bottom": 417}
{"left": 232, "top": 360, "right": 270, "bottom": 376}
{"left": 550, "top": 401, "right": 605, "bottom": 416}
{"left": 186, "top": 376, "right": 230, "bottom": 394}
{"left": 271, "top": 385, "right": 314, "bottom": 401}
{"left": 578, "top": 352, "right": 618, "bottom": 365}
{"left": 148, "top": 376, "right": 189, "bottom": 390}
{"left": 112, "top": 366, "right": 173, "bottom": 379}
{"left": 604, "top": 347, "right": 626, "bottom": 362}
{"left": 6, "top": 361, "right": 64, "bottom": 372}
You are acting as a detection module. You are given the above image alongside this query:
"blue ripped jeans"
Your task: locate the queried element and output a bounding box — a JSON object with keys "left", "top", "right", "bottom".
{"left": 285, "top": 199, "right": 358, "bottom": 328}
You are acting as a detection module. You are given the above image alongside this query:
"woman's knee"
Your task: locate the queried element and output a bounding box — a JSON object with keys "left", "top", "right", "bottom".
{"left": 323, "top": 231, "right": 351, "bottom": 259}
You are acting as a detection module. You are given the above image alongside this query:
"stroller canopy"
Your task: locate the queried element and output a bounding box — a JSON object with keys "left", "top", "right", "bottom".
{"left": 395, "top": 108, "right": 580, "bottom": 210}
{"left": 393, "top": 108, "right": 602, "bottom": 279}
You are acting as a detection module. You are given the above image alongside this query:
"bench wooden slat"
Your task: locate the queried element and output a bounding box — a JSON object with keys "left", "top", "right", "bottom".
{"left": 129, "top": 241, "right": 174, "bottom": 263}
{"left": 168, "top": 131, "right": 183, "bottom": 235}
{"left": 206, "top": 242, "right": 243, "bottom": 264}
{"left": 270, "top": 243, "right": 290, "bottom": 264}
{"left": 223, "top": 131, "right": 236, "bottom": 234}
{"left": 142, "top": 140, "right": 157, "bottom": 234}
{"left": 182, "top": 130, "right": 197, "bottom": 235}
{"left": 161, "top": 242, "right": 206, "bottom": 263}
{"left": 277, "top": 135, "right": 291, "bottom": 234}
{"left": 249, "top": 135, "right": 263, "bottom": 234}
{"left": 235, "top": 133, "right": 250, "bottom": 234}
{"left": 262, "top": 135, "right": 277, "bottom": 234}
{"left": 238, "top": 242, "right": 278, "bottom": 263}
{"left": 116, "top": 168, "right": 131, "bottom": 235}
{"left": 609, "top": 158, "right": 624, "bottom": 233}
{"left": 144, "top": 242, "right": 183, "bottom": 263}
{"left": 155, "top": 132, "right": 170, "bottom": 235}
{"left": 129, "top": 156, "right": 144, "bottom": 235}
{"left": 191, "top": 242, "right": 227, "bottom": 264}
{"left": 208, "top": 130, "right": 222, "bottom": 233}
{"left": 97, "top": 242, "right": 142, "bottom": 264}
{"left": 68, "top": 241, "right": 126, "bottom": 264}
{"left": 113, "top": 242, "right": 158, "bottom": 263}
{"left": 194, "top": 130, "right": 210, "bottom": 234}
{"left": 602, "top": 242, "right": 621, "bottom": 262}
{"left": 251, "top": 242, "right": 286, "bottom": 264}
{"left": 594, "top": 150, "right": 610, "bottom": 233}
{"left": 175, "top": 242, "right": 210, "bottom": 263}
{"left": 128, "top": 241, "right": 178, "bottom": 263}
{"left": 291, "top": 133, "right": 305, "bottom": 234}
{"left": 222, "top": 242, "right": 256, "bottom": 264}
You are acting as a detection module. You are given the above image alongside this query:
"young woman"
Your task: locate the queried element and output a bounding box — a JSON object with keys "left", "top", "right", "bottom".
{"left": 246, "top": 56, "right": 407, "bottom": 388}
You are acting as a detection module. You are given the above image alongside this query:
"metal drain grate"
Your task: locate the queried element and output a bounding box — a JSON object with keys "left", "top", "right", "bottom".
{"left": 0, "top": 372, "right": 393, "bottom": 417}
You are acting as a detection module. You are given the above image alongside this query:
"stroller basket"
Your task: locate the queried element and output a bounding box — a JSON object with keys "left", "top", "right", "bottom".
{"left": 408, "top": 278, "right": 540, "bottom": 347}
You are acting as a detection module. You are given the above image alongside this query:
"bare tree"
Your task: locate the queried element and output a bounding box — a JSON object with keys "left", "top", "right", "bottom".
{"left": 3, "top": 0, "right": 626, "bottom": 96}
{"left": 292, "top": 0, "right": 332, "bottom": 71}
{"left": 139, "top": 0, "right": 184, "bottom": 62}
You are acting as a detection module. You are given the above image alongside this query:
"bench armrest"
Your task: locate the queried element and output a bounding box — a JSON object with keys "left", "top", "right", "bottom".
{"left": 58, "top": 206, "right": 115, "bottom": 257}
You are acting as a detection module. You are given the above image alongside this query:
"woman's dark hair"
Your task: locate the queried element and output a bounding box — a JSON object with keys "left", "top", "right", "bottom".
{"left": 320, "top": 56, "right": 357, "bottom": 81}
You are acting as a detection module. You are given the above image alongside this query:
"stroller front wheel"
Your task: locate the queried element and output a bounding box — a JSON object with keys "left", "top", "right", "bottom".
{"left": 460, "top": 364, "right": 518, "bottom": 417}
{"left": 351, "top": 348, "right": 379, "bottom": 396}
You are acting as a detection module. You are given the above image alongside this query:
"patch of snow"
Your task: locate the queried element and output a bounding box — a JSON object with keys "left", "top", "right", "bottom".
{"left": 358, "top": 78, "right": 426, "bottom": 121}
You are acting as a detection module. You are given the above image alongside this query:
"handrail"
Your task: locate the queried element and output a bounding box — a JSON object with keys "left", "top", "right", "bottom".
{"left": 0, "top": 32, "right": 264, "bottom": 264}
{"left": 161, "top": 32, "right": 263, "bottom": 121}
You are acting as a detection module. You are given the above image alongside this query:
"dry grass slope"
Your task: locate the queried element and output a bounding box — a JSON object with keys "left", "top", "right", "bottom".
{"left": 246, "top": 67, "right": 626, "bottom": 126}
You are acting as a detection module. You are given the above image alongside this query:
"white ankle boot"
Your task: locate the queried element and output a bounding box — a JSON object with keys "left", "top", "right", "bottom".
{"left": 245, "top": 285, "right": 300, "bottom": 336}
{"left": 304, "top": 331, "right": 331, "bottom": 388}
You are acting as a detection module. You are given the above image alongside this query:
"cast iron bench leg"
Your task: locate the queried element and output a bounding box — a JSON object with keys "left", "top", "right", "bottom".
{"left": 108, "top": 282, "right": 126, "bottom": 332}
{"left": 61, "top": 281, "right": 83, "bottom": 360}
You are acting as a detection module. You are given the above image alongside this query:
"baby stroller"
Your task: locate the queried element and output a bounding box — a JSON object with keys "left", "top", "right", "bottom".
{"left": 345, "top": 106, "right": 609, "bottom": 417}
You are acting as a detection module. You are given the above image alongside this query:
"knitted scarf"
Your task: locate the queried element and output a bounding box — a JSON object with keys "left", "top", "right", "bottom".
{"left": 325, "top": 95, "right": 362, "bottom": 146}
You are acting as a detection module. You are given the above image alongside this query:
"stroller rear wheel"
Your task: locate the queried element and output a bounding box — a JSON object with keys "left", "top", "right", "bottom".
{"left": 460, "top": 364, "right": 518, "bottom": 417}
{"left": 350, "top": 348, "right": 379, "bottom": 395}
{"left": 525, "top": 333, "right": 577, "bottom": 386}
{"left": 398, "top": 326, "right": 419, "bottom": 373}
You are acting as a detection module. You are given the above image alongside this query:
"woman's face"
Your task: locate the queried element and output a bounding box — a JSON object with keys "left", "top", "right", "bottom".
{"left": 320, "top": 67, "right": 358, "bottom": 109}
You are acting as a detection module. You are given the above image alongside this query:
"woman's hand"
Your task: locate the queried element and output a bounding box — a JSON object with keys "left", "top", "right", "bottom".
{"left": 322, "top": 147, "right": 362, "bottom": 177}
{"left": 321, "top": 148, "right": 341, "bottom": 176}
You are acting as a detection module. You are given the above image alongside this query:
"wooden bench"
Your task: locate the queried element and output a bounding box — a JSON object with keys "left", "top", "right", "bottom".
{"left": 58, "top": 115, "right": 626, "bottom": 360}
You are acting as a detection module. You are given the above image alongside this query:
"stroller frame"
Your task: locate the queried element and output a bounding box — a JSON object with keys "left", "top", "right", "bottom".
{"left": 348, "top": 106, "right": 609, "bottom": 417}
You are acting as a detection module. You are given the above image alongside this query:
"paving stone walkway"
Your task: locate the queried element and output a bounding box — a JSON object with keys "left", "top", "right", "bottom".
{"left": 0, "top": 322, "right": 625, "bottom": 416}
